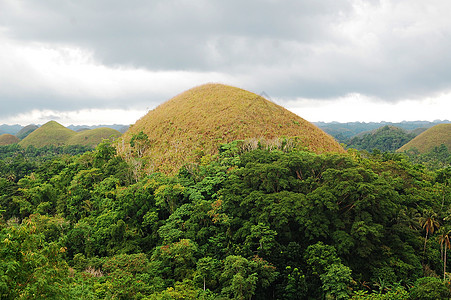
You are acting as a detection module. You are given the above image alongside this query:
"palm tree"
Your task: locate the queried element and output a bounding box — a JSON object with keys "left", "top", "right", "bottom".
{"left": 439, "top": 230, "right": 451, "bottom": 281}
{"left": 397, "top": 207, "right": 421, "bottom": 230}
{"left": 420, "top": 211, "right": 440, "bottom": 253}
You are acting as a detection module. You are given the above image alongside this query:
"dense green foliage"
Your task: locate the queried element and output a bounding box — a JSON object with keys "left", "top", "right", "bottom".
{"left": 404, "top": 144, "right": 451, "bottom": 170}
{"left": 0, "top": 144, "right": 91, "bottom": 182}
{"left": 345, "top": 126, "right": 416, "bottom": 152}
{"left": 0, "top": 139, "right": 450, "bottom": 299}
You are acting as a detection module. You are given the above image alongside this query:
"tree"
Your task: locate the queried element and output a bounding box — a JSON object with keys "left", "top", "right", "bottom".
{"left": 195, "top": 257, "right": 220, "bottom": 291}
{"left": 220, "top": 255, "right": 258, "bottom": 300}
{"left": 220, "top": 255, "right": 277, "bottom": 300}
{"left": 409, "top": 277, "right": 451, "bottom": 300}
{"left": 320, "top": 263, "right": 353, "bottom": 300}
{"left": 439, "top": 230, "right": 451, "bottom": 281}
{"left": 420, "top": 211, "right": 440, "bottom": 253}
{"left": 0, "top": 214, "right": 70, "bottom": 299}
{"left": 130, "top": 131, "right": 150, "bottom": 158}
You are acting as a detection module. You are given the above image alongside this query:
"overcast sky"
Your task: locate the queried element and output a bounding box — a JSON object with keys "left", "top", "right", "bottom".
{"left": 0, "top": 0, "right": 450, "bottom": 125}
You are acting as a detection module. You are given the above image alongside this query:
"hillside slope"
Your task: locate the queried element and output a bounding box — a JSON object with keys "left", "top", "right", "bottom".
{"left": 16, "top": 124, "right": 39, "bottom": 140}
{"left": 398, "top": 123, "right": 451, "bottom": 153}
{"left": 0, "top": 134, "right": 20, "bottom": 145}
{"left": 67, "top": 127, "right": 122, "bottom": 147}
{"left": 346, "top": 125, "right": 416, "bottom": 152}
{"left": 121, "top": 83, "right": 344, "bottom": 173}
{"left": 19, "top": 121, "right": 76, "bottom": 147}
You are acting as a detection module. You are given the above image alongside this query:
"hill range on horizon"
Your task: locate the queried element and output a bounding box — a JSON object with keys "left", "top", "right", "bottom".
{"left": 1, "top": 120, "right": 448, "bottom": 139}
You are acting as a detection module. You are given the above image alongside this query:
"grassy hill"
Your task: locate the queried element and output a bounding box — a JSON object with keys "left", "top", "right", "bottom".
{"left": 398, "top": 123, "right": 451, "bottom": 153}
{"left": 19, "top": 121, "right": 77, "bottom": 148}
{"left": 120, "top": 83, "right": 344, "bottom": 173}
{"left": 16, "top": 124, "right": 39, "bottom": 140}
{"left": 316, "top": 120, "right": 449, "bottom": 142}
{"left": 19, "top": 121, "right": 122, "bottom": 148}
{"left": 0, "top": 134, "right": 20, "bottom": 145}
{"left": 67, "top": 127, "right": 122, "bottom": 147}
{"left": 345, "top": 125, "right": 416, "bottom": 152}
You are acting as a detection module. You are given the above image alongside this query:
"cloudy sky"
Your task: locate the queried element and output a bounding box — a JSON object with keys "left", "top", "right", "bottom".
{"left": 0, "top": 0, "right": 450, "bottom": 125}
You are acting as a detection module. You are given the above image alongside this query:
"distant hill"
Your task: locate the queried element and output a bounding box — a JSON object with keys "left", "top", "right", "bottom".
{"left": 19, "top": 121, "right": 77, "bottom": 147}
{"left": 398, "top": 123, "right": 451, "bottom": 153}
{"left": 410, "top": 127, "right": 428, "bottom": 136}
{"left": 315, "top": 120, "right": 450, "bottom": 142}
{"left": 0, "top": 124, "right": 22, "bottom": 136}
{"left": 18, "top": 121, "right": 122, "bottom": 148}
{"left": 67, "top": 124, "right": 129, "bottom": 133}
{"left": 16, "top": 124, "right": 39, "bottom": 140}
{"left": 345, "top": 125, "right": 416, "bottom": 152}
{"left": 121, "top": 83, "right": 344, "bottom": 173}
{"left": 67, "top": 127, "right": 122, "bottom": 147}
{"left": 0, "top": 134, "right": 20, "bottom": 145}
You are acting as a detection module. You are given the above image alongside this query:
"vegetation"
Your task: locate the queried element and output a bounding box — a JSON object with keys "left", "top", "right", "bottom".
{"left": 0, "top": 134, "right": 450, "bottom": 299}
{"left": 345, "top": 125, "right": 416, "bottom": 152}
{"left": 398, "top": 124, "right": 451, "bottom": 153}
{"left": 19, "top": 121, "right": 77, "bottom": 148}
{"left": 67, "top": 127, "right": 122, "bottom": 147}
{"left": 0, "top": 134, "right": 20, "bottom": 145}
{"left": 120, "top": 83, "right": 344, "bottom": 174}
{"left": 403, "top": 144, "right": 450, "bottom": 170}
{"left": 16, "top": 124, "right": 39, "bottom": 140}
{"left": 19, "top": 121, "right": 122, "bottom": 148}
{"left": 316, "top": 121, "right": 449, "bottom": 143}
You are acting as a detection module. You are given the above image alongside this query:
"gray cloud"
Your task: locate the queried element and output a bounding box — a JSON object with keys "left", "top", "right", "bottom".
{"left": 0, "top": 0, "right": 348, "bottom": 69}
{"left": 1, "top": 0, "right": 451, "bottom": 122}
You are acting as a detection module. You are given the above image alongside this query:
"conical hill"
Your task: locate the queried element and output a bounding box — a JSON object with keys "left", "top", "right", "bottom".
{"left": 397, "top": 123, "right": 451, "bottom": 153}
{"left": 121, "top": 84, "right": 344, "bottom": 173}
{"left": 0, "top": 134, "right": 20, "bottom": 145}
{"left": 19, "top": 121, "right": 76, "bottom": 147}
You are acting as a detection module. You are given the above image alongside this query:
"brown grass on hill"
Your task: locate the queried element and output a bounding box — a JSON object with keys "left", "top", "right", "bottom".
{"left": 120, "top": 83, "right": 345, "bottom": 174}
{"left": 397, "top": 123, "right": 451, "bottom": 153}
{"left": 0, "top": 134, "right": 20, "bottom": 145}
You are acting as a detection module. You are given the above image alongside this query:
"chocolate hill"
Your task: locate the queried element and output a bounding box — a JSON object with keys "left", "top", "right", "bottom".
{"left": 67, "top": 127, "right": 122, "bottom": 147}
{"left": 121, "top": 83, "right": 344, "bottom": 173}
{"left": 398, "top": 123, "right": 451, "bottom": 153}
{"left": 19, "top": 121, "right": 121, "bottom": 148}
{"left": 0, "top": 134, "right": 20, "bottom": 145}
{"left": 19, "top": 121, "right": 76, "bottom": 147}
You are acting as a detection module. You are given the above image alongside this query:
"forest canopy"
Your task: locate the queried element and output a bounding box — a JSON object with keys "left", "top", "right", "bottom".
{"left": 0, "top": 139, "right": 450, "bottom": 299}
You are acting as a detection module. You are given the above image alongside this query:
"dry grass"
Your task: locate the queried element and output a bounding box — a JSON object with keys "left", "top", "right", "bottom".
{"left": 120, "top": 83, "right": 345, "bottom": 174}
{"left": 397, "top": 123, "right": 451, "bottom": 153}
{"left": 0, "top": 134, "right": 20, "bottom": 145}
{"left": 67, "top": 127, "right": 122, "bottom": 147}
{"left": 84, "top": 266, "right": 104, "bottom": 277}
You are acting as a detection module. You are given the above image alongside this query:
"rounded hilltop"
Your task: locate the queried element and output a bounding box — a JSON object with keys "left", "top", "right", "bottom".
{"left": 19, "top": 121, "right": 122, "bottom": 148}
{"left": 67, "top": 127, "right": 122, "bottom": 148}
{"left": 0, "top": 134, "right": 20, "bottom": 145}
{"left": 398, "top": 123, "right": 451, "bottom": 153}
{"left": 19, "top": 121, "right": 76, "bottom": 147}
{"left": 121, "top": 83, "right": 344, "bottom": 173}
